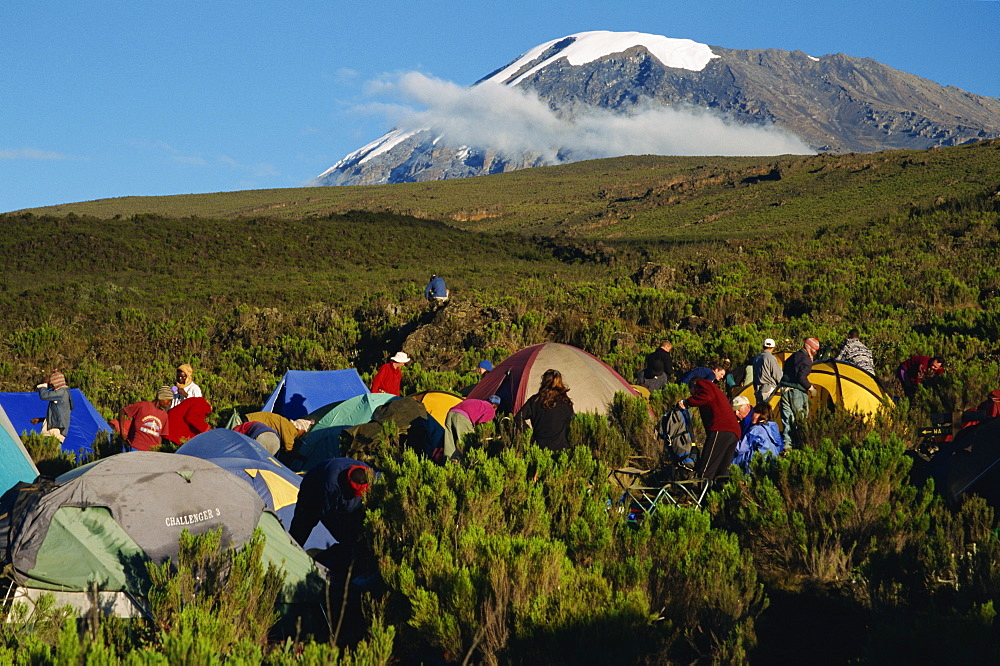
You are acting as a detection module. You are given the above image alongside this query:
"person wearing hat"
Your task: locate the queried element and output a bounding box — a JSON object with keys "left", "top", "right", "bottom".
{"left": 440, "top": 395, "right": 501, "bottom": 463}
{"left": 117, "top": 386, "right": 174, "bottom": 451}
{"left": 33, "top": 371, "right": 74, "bottom": 443}
{"left": 371, "top": 351, "right": 410, "bottom": 396}
{"left": 779, "top": 337, "right": 820, "bottom": 450}
{"left": 290, "top": 457, "right": 372, "bottom": 588}
{"left": 752, "top": 338, "right": 783, "bottom": 406}
{"left": 476, "top": 359, "right": 493, "bottom": 375}
{"left": 170, "top": 363, "right": 203, "bottom": 409}
{"left": 424, "top": 274, "right": 450, "bottom": 305}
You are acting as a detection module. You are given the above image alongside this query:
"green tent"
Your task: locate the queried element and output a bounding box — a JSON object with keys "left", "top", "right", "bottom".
{"left": 0, "top": 452, "right": 325, "bottom": 620}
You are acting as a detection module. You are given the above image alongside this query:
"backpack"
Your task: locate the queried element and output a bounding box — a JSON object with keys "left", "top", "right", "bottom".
{"left": 659, "top": 408, "right": 695, "bottom": 464}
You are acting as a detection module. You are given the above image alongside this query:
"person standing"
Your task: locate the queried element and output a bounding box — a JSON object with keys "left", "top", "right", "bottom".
{"left": 752, "top": 338, "right": 783, "bottom": 406}
{"left": 118, "top": 386, "right": 174, "bottom": 451}
{"left": 516, "top": 369, "right": 575, "bottom": 451}
{"left": 170, "top": 363, "right": 203, "bottom": 409}
{"left": 779, "top": 338, "right": 819, "bottom": 450}
{"left": 424, "top": 274, "right": 450, "bottom": 305}
{"left": 678, "top": 373, "right": 741, "bottom": 479}
{"left": 835, "top": 329, "right": 875, "bottom": 375}
{"left": 33, "top": 371, "right": 73, "bottom": 443}
{"left": 371, "top": 351, "right": 410, "bottom": 395}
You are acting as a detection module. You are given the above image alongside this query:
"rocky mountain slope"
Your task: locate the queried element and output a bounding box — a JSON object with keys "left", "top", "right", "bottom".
{"left": 314, "top": 31, "right": 1000, "bottom": 187}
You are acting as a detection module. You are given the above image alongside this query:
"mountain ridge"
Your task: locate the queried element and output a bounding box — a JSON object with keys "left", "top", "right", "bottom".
{"left": 314, "top": 31, "right": 1000, "bottom": 187}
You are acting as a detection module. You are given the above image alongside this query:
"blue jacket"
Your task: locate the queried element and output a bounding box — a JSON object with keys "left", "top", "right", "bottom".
{"left": 732, "top": 421, "right": 783, "bottom": 472}
{"left": 425, "top": 276, "right": 448, "bottom": 299}
{"left": 37, "top": 386, "right": 73, "bottom": 431}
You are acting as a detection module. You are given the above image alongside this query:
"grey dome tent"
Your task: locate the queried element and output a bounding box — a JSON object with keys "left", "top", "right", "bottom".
{"left": 0, "top": 452, "right": 325, "bottom": 619}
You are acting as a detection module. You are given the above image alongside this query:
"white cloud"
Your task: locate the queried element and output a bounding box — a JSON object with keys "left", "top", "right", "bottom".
{"left": 0, "top": 148, "right": 68, "bottom": 161}
{"left": 357, "top": 71, "right": 815, "bottom": 162}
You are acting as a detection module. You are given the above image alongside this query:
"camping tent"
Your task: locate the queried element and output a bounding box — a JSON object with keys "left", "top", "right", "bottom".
{"left": 294, "top": 393, "right": 399, "bottom": 471}
{"left": 925, "top": 417, "right": 1000, "bottom": 507}
{"left": 0, "top": 451, "right": 325, "bottom": 619}
{"left": 0, "top": 389, "right": 112, "bottom": 455}
{"left": 467, "top": 342, "right": 640, "bottom": 415}
{"left": 0, "top": 404, "right": 38, "bottom": 495}
{"left": 341, "top": 397, "right": 443, "bottom": 463}
{"left": 735, "top": 359, "right": 890, "bottom": 418}
{"left": 262, "top": 369, "right": 370, "bottom": 420}
{"left": 410, "top": 390, "right": 464, "bottom": 428}
{"left": 176, "top": 429, "right": 336, "bottom": 551}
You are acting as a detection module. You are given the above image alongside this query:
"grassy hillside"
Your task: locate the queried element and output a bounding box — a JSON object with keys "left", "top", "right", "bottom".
{"left": 3, "top": 141, "right": 1000, "bottom": 662}
{"left": 21, "top": 139, "right": 1000, "bottom": 239}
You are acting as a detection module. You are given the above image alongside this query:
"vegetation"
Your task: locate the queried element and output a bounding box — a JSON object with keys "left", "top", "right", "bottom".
{"left": 2, "top": 140, "right": 1000, "bottom": 662}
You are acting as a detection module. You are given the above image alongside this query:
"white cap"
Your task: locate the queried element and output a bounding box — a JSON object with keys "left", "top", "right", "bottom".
{"left": 731, "top": 395, "right": 751, "bottom": 409}
{"left": 763, "top": 338, "right": 776, "bottom": 348}
{"left": 390, "top": 351, "right": 411, "bottom": 363}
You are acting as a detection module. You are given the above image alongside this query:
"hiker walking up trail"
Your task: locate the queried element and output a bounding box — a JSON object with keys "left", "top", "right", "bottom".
{"left": 170, "top": 363, "right": 202, "bottom": 408}
{"left": 678, "top": 371, "right": 740, "bottom": 480}
{"left": 371, "top": 351, "right": 410, "bottom": 395}
{"left": 424, "top": 274, "right": 450, "bottom": 305}
{"left": 516, "top": 369, "right": 575, "bottom": 451}
{"left": 33, "top": 371, "right": 73, "bottom": 442}
{"left": 779, "top": 337, "right": 819, "bottom": 450}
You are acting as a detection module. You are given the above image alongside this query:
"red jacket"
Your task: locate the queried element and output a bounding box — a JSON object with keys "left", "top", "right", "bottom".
{"left": 686, "top": 379, "right": 741, "bottom": 437}
{"left": 371, "top": 363, "right": 402, "bottom": 395}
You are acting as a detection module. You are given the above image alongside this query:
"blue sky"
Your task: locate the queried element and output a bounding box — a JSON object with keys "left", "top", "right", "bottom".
{"left": 3, "top": 0, "right": 998, "bottom": 213}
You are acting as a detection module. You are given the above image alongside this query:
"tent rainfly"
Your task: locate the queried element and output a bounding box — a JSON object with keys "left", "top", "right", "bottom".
{"left": 261, "top": 369, "right": 370, "bottom": 420}
{"left": 0, "top": 389, "right": 112, "bottom": 455}
{"left": 467, "top": 342, "right": 639, "bottom": 415}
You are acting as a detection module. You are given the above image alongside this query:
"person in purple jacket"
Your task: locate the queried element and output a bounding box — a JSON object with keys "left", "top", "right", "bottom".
{"left": 441, "top": 395, "right": 501, "bottom": 462}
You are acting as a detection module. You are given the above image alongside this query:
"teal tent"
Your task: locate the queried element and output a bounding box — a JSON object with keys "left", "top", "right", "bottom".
{"left": 0, "top": 404, "right": 38, "bottom": 495}
{"left": 293, "top": 393, "right": 399, "bottom": 472}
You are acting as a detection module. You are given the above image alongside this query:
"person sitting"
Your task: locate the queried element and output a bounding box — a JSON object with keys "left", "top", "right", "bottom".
{"left": 637, "top": 339, "right": 674, "bottom": 391}
{"left": 516, "top": 369, "right": 575, "bottom": 451}
{"left": 424, "top": 274, "right": 450, "bottom": 305}
{"left": 835, "top": 329, "right": 875, "bottom": 375}
{"left": 731, "top": 395, "right": 753, "bottom": 436}
{"left": 33, "top": 371, "right": 74, "bottom": 443}
{"left": 897, "top": 355, "right": 944, "bottom": 399}
{"left": 163, "top": 397, "right": 213, "bottom": 446}
{"left": 170, "top": 363, "right": 203, "bottom": 409}
{"left": 732, "top": 403, "right": 784, "bottom": 473}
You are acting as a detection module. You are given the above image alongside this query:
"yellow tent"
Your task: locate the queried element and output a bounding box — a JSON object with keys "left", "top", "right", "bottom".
{"left": 410, "top": 390, "right": 464, "bottom": 428}
{"left": 737, "top": 359, "right": 890, "bottom": 419}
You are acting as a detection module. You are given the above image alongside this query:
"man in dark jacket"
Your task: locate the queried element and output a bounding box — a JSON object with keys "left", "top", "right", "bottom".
{"left": 34, "top": 371, "right": 73, "bottom": 442}
{"left": 639, "top": 339, "right": 674, "bottom": 390}
{"left": 678, "top": 374, "right": 741, "bottom": 479}
{"left": 779, "top": 337, "right": 819, "bottom": 449}
{"left": 291, "top": 457, "right": 372, "bottom": 574}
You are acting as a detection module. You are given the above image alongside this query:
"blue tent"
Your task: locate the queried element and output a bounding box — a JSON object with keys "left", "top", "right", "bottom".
{"left": 0, "top": 389, "right": 112, "bottom": 456}
{"left": 261, "top": 370, "right": 370, "bottom": 420}
{"left": 176, "top": 429, "right": 336, "bottom": 551}
{"left": 0, "top": 404, "right": 38, "bottom": 494}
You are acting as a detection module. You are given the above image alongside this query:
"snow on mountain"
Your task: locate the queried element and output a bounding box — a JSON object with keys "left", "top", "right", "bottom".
{"left": 484, "top": 31, "right": 719, "bottom": 86}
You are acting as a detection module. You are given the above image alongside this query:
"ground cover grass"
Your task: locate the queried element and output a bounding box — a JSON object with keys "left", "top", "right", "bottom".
{"left": 2, "top": 140, "right": 1000, "bottom": 662}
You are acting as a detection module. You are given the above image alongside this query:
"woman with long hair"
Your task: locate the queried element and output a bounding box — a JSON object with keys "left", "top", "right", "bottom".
{"left": 516, "top": 369, "right": 575, "bottom": 450}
